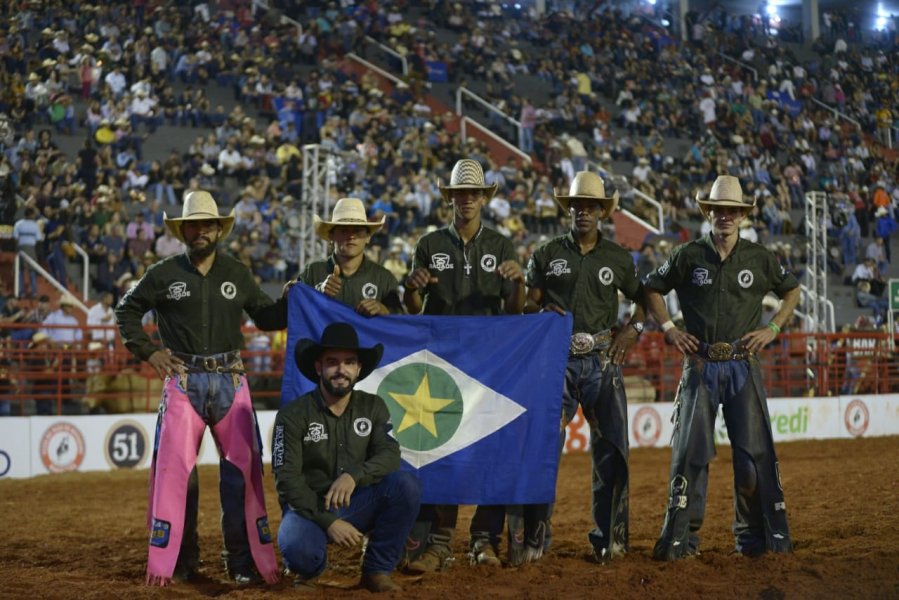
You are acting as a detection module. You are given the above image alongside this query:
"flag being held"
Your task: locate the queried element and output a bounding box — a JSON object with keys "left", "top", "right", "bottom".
{"left": 282, "top": 283, "right": 571, "bottom": 505}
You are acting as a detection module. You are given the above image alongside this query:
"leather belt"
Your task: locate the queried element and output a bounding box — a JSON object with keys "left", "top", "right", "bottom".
{"left": 696, "top": 341, "right": 751, "bottom": 362}
{"left": 569, "top": 330, "right": 612, "bottom": 356}
{"left": 172, "top": 349, "right": 244, "bottom": 373}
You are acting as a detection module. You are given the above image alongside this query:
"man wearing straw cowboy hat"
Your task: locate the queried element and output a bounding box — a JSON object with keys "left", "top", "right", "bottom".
{"left": 116, "top": 191, "right": 285, "bottom": 586}
{"left": 274, "top": 322, "right": 421, "bottom": 592}
{"left": 644, "top": 175, "right": 799, "bottom": 560}
{"left": 518, "top": 171, "right": 645, "bottom": 565}
{"left": 298, "top": 197, "right": 402, "bottom": 316}
{"left": 403, "top": 158, "right": 525, "bottom": 571}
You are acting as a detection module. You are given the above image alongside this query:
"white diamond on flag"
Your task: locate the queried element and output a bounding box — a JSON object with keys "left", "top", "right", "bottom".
{"left": 356, "top": 349, "right": 526, "bottom": 469}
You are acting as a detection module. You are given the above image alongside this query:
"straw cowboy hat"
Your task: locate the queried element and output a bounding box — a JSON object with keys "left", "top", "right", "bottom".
{"left": 696, "top": 175, "right": 755, "bottom": 220}
{"left": 30, "top": 332, "right": 51, "bottom": 347}
{"left": 554, "top": 171, "right": 619, "bottom": 214}
{"left": 294, "top": 322, "right": 384, "bottom": 384}
{"left": 313, "top": 197, "right": 384, "bottom": 240}
{"left": 163, "top": 190, "right": 234, "bottom": 243}
{"left": 59, "top": 295, "right": 77, "bottom": 307}
{"left": 438, "top": 158, "right": 498, "bottom": 202}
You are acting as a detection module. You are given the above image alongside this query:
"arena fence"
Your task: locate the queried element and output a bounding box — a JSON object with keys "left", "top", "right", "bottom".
{"left": 1, "top": 325, "right": 897, "bottom": 415}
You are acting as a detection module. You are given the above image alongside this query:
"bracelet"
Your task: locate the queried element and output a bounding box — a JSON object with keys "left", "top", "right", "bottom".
{"left": 768, "top": 321, "right": 781, "bottom": 334}
{"left": 661, "top": 320, "right": 676, "bottom": 332}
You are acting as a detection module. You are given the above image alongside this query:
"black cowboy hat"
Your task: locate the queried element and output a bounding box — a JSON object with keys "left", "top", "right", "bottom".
{"left": 294, "top": 322, "right": 384, "bottom": 384}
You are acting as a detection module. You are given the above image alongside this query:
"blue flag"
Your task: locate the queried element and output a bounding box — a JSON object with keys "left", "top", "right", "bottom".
{"left": 281, "top": 283, "right": 571, "bottom": 504}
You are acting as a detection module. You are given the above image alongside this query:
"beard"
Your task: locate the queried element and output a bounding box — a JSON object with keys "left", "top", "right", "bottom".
{"left": 187, "top": 237, "right": 218, "bottom": 260}
{"left": 321, "top": 373, "right": 357, "bottom": 398}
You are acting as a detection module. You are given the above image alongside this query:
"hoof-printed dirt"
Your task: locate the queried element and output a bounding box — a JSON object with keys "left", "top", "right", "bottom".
{"left": 1, "top": 437, "right": 897, "bottom": 599}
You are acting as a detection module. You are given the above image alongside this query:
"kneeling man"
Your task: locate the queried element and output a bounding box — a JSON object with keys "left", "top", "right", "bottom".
{"left": 273, "top": 322, "right": 421, "bottom": 592}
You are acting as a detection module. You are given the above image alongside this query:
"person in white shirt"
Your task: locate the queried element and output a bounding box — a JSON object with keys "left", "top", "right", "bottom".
{"left": 104, "top": 67, "right": 127, "bottom": 98}
{"left": 633, "top": 157, "right": 651, "bottom": 183}
{"left": 217, "top": 141, "right": 244, "bottom": 176}
{"left": 86, "top": 292, "right": 116, "bottom": 344}
{"left": 150, "top": 45, "right": 168, "bottom": 73}
{"left": 154, "top": 230, "right": 186, "bottom": 258}
{"left": 41, "top": 296, "right": 83, "bottom": 345}
{"left": 130, "top": 89, "right": 158, "bottom": 132}
{"left": 13, "top": 206, "right": 43, "bottom": 297}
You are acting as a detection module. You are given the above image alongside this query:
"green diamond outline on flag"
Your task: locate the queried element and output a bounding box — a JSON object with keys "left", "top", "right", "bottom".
{"left": 356, "top": 349, "right": 526, "bottom": 469}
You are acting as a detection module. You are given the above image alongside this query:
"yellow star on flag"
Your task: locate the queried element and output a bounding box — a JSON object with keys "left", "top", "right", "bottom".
{"left": 389, "top": 373, "right": 456, "bottom": 437}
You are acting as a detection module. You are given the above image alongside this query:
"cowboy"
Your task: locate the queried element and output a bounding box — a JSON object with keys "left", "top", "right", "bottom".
{"left": 645, "top": 175, "right": 799, "bottom": 560}
{"left": 298, "top": 197, "right": 402, "bottom": 316}
{"left": 403, "top": 158, "right": 525, "bottom": 571}
{"left": 115, "top": 191, "right": 285, "bottom": 586}
{"left": 274, "top": 322, "right": 420, "bottom": 592}
{"left": 517, "top": 171, "right": 645, "bottom": 564}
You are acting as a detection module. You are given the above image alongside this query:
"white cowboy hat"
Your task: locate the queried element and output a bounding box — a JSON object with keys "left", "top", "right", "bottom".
{"left": 554, "top": 171, "right": 619, "bottom": 215}
{"left": 163, "top": 190, "right": 234, "bottom": 243}
{"left": 438, "top": 158, "right": 498, "bottom": 203}
{"left": 313, "top": 197, "right": 384, "bottom": 239}
{"left": 696, "top": 175, "right": 755, "bottom": 220}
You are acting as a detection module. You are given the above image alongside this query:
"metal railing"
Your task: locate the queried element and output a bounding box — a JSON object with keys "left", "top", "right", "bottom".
{"left": 879, "top": 126, "right": 899, "bottom": 149}
{"left": 809, "top": 98, "right": 861, "bottom": 130}
{"left": 798, "top": 284, "right": 836, "bottom": 333}
{"left": 455, "top": 87, "right": 523, "bottom": 151}
{"left": 584, "top": 160, "right": 664, "bottom": 233}
{"left": 3, "top": 329, "right": 896, "bottom": 412}
{"left": 14, "top": 252, "right": 89, "bottom": 314}
{"left": 718, "top": 51, "right": 758, "bottom": 82}
{"left": 346, "top": 52, "right": 404, "bottom": 87}
{"left": 363, "top": 36, "right": 409, "bottom": 76}
{"left": 71, "top": 243, "right": 90, "bottom": 302}
{"left": 459, "top": 116, "right": 531, "bottom": 164}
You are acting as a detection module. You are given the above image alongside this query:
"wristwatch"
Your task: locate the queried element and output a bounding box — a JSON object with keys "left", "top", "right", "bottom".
{"left": 630, "top": 321, "right": 645, "bottom": 335}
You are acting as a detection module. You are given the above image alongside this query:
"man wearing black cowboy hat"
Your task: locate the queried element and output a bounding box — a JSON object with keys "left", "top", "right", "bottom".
{"left": 274, "top": 322, "right": 421, "bottom": 593}
{"left": 520, "top": 171, "right": 646, "bottom": 565}
{"left": 645, "top": 175, "right": 799, "bottom": 560}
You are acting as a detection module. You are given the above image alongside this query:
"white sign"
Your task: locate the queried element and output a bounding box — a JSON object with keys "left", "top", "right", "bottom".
{"left": 2, "top": 395, "right": 898, "bottom": 477}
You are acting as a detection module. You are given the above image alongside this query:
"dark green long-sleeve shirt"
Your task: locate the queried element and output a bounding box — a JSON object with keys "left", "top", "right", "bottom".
{"left": 272, "top": 388, "right": 401, "bottom": 530}
{"left": 644, "top": 235, "right": 799, "bottom": 343}
{"left": 115, "top": 252, "right": 286, "bottom": 360}
{"left": 299, "top": 255, "right": 402, "bottom": 313}
{"left": 526, "top": 232, "right": 642, "bottom": 333}
{"left": 411, "top": 224, "right": 517, "bottom": 315}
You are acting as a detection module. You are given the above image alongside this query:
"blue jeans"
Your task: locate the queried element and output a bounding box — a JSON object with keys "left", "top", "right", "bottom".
{"left": 561, "top": 353, "right": 629, "bottom": 554}
{"left": 278, "top": 471, "right": 421, "bottom": 578}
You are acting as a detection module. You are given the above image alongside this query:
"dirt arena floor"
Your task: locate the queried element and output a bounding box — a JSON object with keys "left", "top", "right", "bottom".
{"left": 1, "top": 436, "right": 897, "bottom": 599}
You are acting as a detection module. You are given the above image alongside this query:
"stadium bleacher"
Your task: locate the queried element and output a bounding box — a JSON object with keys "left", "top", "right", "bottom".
{"left": 0, "top": 0, "right": 897, "bottom": 415}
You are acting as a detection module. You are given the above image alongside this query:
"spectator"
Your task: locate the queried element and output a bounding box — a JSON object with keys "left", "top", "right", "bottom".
{"left": 12, "top": 207, "right": 43, "bottom": 298}
{"left": 41, "top": 295, "right": 82, "bottom": 346}
{"left": 86, "top": 292, "right": 116, "bottom": 347}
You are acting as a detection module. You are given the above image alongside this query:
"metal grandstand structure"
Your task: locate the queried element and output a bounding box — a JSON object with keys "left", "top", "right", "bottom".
{"left": 804, "top": 191, "right": 831, "bottom": 334}
{"left": 299, "top": 144, "right": 332, "bottom": 268}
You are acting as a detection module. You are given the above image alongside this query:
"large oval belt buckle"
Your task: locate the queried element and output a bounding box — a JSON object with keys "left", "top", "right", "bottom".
{"left": 570, "top": 332, "right": 595, "bottom": 355}
{"left": 708, "top": 342, "right": 733, "bottom": 361}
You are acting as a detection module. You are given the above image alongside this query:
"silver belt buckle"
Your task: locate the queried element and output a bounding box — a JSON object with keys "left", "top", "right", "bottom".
{"left": 570, "top": 332, "right": 595, "bottom": 355}
{"left": 707, "top": 342, "right": 734, "bottom": 361}
{"left": 203, "top": 357, "right": 218, "bottom": 371}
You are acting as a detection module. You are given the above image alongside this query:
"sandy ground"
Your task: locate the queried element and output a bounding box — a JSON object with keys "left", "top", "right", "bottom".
{"left": 1, "top": 437, "right": 897, "bottom": 599}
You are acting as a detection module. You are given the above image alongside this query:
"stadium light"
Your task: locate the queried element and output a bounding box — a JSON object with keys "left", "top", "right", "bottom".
{"left": 875, "top": 2, "right": 888, "bottom": 30}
